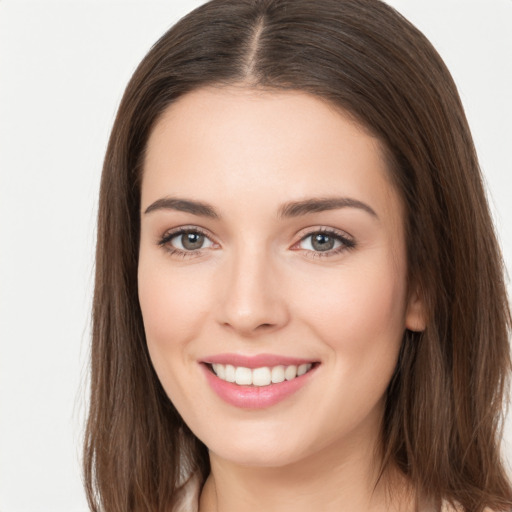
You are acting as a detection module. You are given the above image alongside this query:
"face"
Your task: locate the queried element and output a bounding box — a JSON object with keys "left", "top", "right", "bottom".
{"left": 138, "top": 87, "right": 425, "bottom": 468}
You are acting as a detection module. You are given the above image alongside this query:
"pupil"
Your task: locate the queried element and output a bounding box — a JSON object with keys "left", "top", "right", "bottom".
{"left": 312, "top": 233, "right": 334, "bottom": 251}
{"left": 182, "top": 232, "right": 204, "bottom": 250}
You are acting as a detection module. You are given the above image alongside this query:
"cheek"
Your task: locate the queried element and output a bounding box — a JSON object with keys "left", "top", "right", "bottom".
{"left": 287, "top": 258, "right": 407, "bottom": 441}
{"left": 294, "top": 255, "right": 407, "bottom": 375}
{"left": 137, "top": 258, "right": 215, "bottom": 412}
{"left": 138, "top": 260, "right": 211, "bottom": 346}
{"left": 304, "top": 262, "right": 404, "bottom": 318}
{"left": 137, "top": 257, "right": 218, "bottom": 408}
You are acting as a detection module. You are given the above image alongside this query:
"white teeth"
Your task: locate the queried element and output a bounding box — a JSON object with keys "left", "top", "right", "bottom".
{"left": 271, "top": 365, "right": 285, "bottom": 383}
{"left": 252, "top": 367, "right": 272, "bottom": 386}
{"left": 225, "top": 364, "right": 236, "bottom": 383}
{"left": 284, "top": 365, "right": 297, "bottom": 381}
{"left": 297, "top": 363, "right": 309, "bottom": 376}
{"left": 212, "top": 363, "right": 226, "bottom": 379}
{"left": 235, "top": 367, "right": 252, "bottom": 385}
{"left": 210, "top": 363, "right": 313, "bottom": 386}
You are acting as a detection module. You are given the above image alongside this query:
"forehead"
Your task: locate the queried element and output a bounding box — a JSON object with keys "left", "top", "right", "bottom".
{"left": 141, "top": 86, "right": 400, "bottom": 220}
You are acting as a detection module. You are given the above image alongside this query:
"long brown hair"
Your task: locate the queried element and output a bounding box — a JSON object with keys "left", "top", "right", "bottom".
{"left": 84, "top": 1, "right": 512, "bottom": 510}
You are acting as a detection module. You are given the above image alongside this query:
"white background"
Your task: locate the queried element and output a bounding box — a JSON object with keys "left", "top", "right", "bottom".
{"left": 0, "top": 1, "right": 511, "bottom": 510}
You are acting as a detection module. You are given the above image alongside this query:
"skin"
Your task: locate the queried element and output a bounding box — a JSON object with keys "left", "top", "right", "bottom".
{"left": 138, "top": 86, "right": 426, "bottom": 512}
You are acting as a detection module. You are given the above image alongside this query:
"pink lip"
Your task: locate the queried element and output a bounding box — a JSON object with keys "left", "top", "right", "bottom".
{"left": 200, "top": 359, "right": 319, "bottom": 409}
{"left": 202, "top": 353, "right": 317, "bottom": 369}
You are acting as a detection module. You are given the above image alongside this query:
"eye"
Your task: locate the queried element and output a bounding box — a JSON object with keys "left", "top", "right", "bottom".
{"left": 159, "top": 227, "right": 215, "bottom": 255}
{"left": 296, "top": 229, "right": 355, "bottom": 256}
{"left": 172, "top": 231, "right": 213, "bottom": 251}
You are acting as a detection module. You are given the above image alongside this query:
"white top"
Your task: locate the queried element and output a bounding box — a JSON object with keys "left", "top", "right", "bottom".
{"left": 173, "top": 472, "right": 201, "bottom": 512}
{"left": 171, "top": 472, "right": 484, "bottom": 512}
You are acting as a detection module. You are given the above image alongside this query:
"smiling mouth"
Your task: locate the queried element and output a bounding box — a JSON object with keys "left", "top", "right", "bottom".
{"left": 206, "top": 362, "right": 318, "bottom": 387}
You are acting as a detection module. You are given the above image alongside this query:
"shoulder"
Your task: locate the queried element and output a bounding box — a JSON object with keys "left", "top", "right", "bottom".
{"left": 173, "top": 472, "right": 201, "bottom": 512}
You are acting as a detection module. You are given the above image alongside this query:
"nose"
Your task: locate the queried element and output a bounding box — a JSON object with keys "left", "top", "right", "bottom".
{"left": 215, "top": 243, "right": 290, "bottom": 337}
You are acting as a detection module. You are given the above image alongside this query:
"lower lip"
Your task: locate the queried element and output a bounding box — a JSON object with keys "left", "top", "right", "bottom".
{"left": 201, "top": 364, "right": 318, "bottom": 409}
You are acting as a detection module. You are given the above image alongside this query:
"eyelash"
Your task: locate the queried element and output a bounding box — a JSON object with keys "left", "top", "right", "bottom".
{"left": 158, "top": 226, "right": 356, "bottom": 259}
{"left": 294, "top": 228, "right": 356, "bottom": 259}
{"left": 158, "top": 226, "right": 214, "bottom": 259}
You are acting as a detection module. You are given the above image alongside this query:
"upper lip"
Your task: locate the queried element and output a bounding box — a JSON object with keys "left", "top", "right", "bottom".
{"left": 201, "top": 353, "right": 319, "bottom": 369}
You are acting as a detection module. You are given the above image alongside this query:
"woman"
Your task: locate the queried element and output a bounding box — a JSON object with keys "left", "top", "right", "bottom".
{"left": 83, "top": 0, "right": 512, "bottom": 510}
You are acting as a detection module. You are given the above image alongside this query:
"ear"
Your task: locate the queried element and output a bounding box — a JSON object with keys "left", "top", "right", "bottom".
{"left": 405, "top": 287, "right": 427, "bottom": 332}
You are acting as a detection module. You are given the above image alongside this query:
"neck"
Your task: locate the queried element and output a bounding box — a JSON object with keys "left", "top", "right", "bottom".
{"left": 199, "top": 428, "right": 414, "bottom": 512}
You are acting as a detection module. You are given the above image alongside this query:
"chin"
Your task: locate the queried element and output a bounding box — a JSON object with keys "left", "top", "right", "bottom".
{"left": 211, "top": 443, "right": 306, "bottom": 468}
{"left": 198, "top": 419, "right": 330, "bottom": 469}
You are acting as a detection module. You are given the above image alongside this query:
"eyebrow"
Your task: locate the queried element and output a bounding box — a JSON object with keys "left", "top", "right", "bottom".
{"left": 143, "top": 195, "right": 377, "bottom": 219}
{"left": 278, "top": 197, "right": 378, "bottom": 219}
{"left": 144, "top": 197, "right": 219, "bottom": 218}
